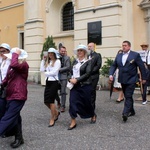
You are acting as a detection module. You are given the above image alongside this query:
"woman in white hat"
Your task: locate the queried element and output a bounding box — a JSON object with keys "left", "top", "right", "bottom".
{"left": 0, "top": 47, "right": 29, "bottom": 148}
{"left": 67, "top": 44, "right": 96, "bottom": 130}
{"left": 0, "top": 43, "right": 11, "bottom": 120}
{"left": 40, "top": 48, "right": 61, "bottom": 127}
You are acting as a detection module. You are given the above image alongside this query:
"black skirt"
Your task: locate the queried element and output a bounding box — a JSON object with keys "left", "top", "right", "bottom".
{"left": 69, "top": 84, "right": 94, "bottom": 119}
{"left": 44, "top": 80, "right": 59, "bottom": 104}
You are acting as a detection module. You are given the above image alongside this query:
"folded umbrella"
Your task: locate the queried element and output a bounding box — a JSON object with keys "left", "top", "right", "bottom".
{"left": 108, "top": 78, "right": 115, "bottom": 99}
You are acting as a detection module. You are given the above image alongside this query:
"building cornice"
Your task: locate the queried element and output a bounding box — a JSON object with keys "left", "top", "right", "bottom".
{"left": 139, "top": 0, "right": 150, "bottom": 9}
{"left": 0, "top": 2, "right": 24, "bottom": 11}
{"left": 25, "top": 19, "right": 44, "bottom": 25}
{"left": 53, "top": 31, "right": 74, "bottom": 38}
{"left": 75, "top": 3, "right": 122, "bottom": 14}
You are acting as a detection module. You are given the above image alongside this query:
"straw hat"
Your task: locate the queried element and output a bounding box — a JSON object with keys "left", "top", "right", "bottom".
{"left": 140, "top": 42, "right": 149, "bottom": 47}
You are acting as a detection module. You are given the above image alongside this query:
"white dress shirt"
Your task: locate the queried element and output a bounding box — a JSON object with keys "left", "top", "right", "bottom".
{"left": 40, "top": 59, "right": 61, "bottom": 81}
{"left": 0, "top": 57, "right": 11, "bottom": 84}
{"left": 72, "top": 58, "right": 87, "bottom": 78}
{"left": 122, "top": 51, "right": 130, "bottom": 66}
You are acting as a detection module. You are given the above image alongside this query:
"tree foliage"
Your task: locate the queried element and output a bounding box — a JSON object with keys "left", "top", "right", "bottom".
{"left": 101, "top": 58, "right": 114, "bottom": 76}
{"left": 40, "top": 36, "right": 57, "bottom": 60}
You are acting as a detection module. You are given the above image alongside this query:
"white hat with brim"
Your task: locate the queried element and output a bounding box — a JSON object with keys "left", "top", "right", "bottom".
{"left": 48, "top": 48, "right": 60, "bottom": 58}
{"left": 4, "top": 47, "right": 28, "bottom": 59}
{"left": 74, "top": 44, "right": 90, "bottom": 55}
{"left": 0, "top": 43, "right": 11, "bottom": 51}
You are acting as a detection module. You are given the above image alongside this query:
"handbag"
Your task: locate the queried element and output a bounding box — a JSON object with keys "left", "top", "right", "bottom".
{"left": 67, "top": 81, "right": 74, "bottom": 90}
{"left": 0, "top": 68, "right": 6, "bottom": 98}
{"left": 0, "top": 86, "right": 6, "bottom": 99}
{"left": 53, "top": 76, "right": 62, "bottom": 90}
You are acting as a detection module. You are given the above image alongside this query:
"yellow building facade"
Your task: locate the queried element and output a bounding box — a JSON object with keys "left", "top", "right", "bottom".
{"left": 0, "top": 0, "right": 150, "bottom": 82}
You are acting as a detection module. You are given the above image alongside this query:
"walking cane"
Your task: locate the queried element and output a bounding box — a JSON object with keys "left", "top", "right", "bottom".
{"left": 138, "top": 68, "right": 143, "bottom": 95}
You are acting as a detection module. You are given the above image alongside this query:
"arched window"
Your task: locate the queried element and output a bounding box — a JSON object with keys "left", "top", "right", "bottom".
{"left": 62, "top": 2, "right": 74, "bottom": 31}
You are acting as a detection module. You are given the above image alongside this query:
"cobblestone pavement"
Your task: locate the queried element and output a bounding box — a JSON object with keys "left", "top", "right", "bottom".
{"left": 0, "top": 82, "right": 150, "bottom": 150}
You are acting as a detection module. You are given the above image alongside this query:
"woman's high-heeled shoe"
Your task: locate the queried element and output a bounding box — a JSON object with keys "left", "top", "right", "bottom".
{"left": 68, "top": 124, "right": 77, "bottom": 130}
{"left": 55, "top": 112, "right": 60, "bottom": 122}
{"left": 48, "top": 122, "right": 55, "bottom": 127}
{"left": 48, "top": 120, "right": 55, "bottom": 127}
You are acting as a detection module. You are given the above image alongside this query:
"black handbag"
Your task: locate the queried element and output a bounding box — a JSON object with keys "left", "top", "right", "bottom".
{"left": 53, "top": 76, "right": 62, "bottom": 90}
{"left": 0, "top": 85, "right": 6, "bottom": 99}
{"left": 0, "top": 68, "right": 7, "bottom": 99}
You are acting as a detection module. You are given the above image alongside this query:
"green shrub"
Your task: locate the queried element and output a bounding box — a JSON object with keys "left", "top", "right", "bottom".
{"left": 101, "top": 58, "right": 114, "bottom": 76}
{"left": 40, "top": 36, "right": 57, "bottom": 60}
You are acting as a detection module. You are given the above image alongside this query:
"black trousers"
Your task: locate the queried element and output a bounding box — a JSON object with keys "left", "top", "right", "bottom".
{"left": 121, "top": 83, "right": 136, "bottom": 115}
{"left": 91, "top": 77, "right": 99, "bottom": 110}
{"left": 0, "top": 97, "right": 6, "bottom": 120}
{"left": 0, "top": 100, "right": 25, "bottom": 136}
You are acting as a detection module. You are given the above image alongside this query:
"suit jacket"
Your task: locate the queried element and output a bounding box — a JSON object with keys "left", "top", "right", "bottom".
{"left": 68, "top": 59, "right": 92, "bottom": 85}
{"left": 109, "top": 51, "right": 147, "bottom": 84}
{"left": 59, "top": 55, "right": 71, "bottom": 80}
{"left": 90, "top": 52, "right": 102, "bottom": 79}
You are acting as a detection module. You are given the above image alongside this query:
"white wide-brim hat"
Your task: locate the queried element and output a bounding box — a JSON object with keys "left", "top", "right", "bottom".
{"left": 48, "top": 48, "right": 60, "bottom": 58}
{"left": 74, "top": 44, "right": 90, "bottom": 55}
{"left": 4, "top": 47, "right": 28, "bottom": 59}
{"left": 0, "top": 43, "right": 11, "bottom": 51}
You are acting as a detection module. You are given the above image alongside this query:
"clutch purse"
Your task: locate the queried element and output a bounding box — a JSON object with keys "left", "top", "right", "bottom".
{"left": 67, "top": 82, "right": 74, "bottom": 90}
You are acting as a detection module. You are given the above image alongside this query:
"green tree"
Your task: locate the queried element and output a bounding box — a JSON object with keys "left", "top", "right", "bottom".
{"left": 40, "top": 35, "right": 57, "bottom": 60}
{"left": 101, "top": 58, "right": 114, "bottom": 77}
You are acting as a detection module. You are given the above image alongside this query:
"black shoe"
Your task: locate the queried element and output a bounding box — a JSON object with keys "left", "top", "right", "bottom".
{"left": 10, "top": 137, "right": 24, "bottom": 148}
{"left": 48, "top": 121, "right": 55, "bottom": 127}
{"left": 90, "top": 115, "right": 97, "bottom": 124}
{"left": 116, "top": 98, "right": 124, "bottom": 103}
{"left": 128, "top": 112, "right": 135, "bottom": 117}
{"left": 55, "top": 112, "right": 60, "bottom": 122}
{"left": 1, "top": 135, "right": 6, "bottom": 138}
{"left": 122, "top": 114, "right": 128, "bottom": 122}
{"left": 68, "top": 124, "right": 77, "bottom": 130}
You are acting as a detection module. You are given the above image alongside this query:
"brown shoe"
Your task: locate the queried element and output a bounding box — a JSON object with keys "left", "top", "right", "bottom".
{"left": 61, "top": 107, "right": 65, "bottom": 113}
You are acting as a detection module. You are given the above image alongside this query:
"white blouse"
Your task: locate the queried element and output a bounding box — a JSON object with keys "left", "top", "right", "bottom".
{"left": 40, "top": 59, "right": 61, "bottom": 81}
{"left": 0, "top": 57, "right": 11, "bottom": 84}
{"left": 72, "top": 58, "right": 88, "bottom": 78}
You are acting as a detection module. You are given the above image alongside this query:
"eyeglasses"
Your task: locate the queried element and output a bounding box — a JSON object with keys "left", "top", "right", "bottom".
{"left": 141, "top": 45, "right": 148, "bottom": 47}
{"left": 0, "top": 50, "right": 9, "bottom": 54}
{"left": 77, "top": 49, "right": 84, "bottom": 52}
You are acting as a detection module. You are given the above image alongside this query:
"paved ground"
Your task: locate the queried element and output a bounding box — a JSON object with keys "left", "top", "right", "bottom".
{"left": 0, "top": 82, "right": 150, "bottom": 150}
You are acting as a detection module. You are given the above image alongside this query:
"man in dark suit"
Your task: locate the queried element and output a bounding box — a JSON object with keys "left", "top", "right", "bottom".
{"left": 88, "top": 42, "right": 102, "bottom": 112}
{"left": 109, "top": 41, "right": 147, "bottom": 122}
{"left": 59, "top": 46, "right": 71, "bottom": 112}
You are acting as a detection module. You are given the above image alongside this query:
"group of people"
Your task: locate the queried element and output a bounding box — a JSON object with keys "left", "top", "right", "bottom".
{"left": 109, "top": 40, "right": 148, "bottom": 122}
{"left": 40, "top": 42, "right": 102, "bottom": 130}
{"left": 1, "top": 40, "right": 149, "bottom": 148}
{"left": 0, "top": 43, "right": 29, "bottom": 148}
{"left": 113, "top": 42, "right": 150, "bottom": 105}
